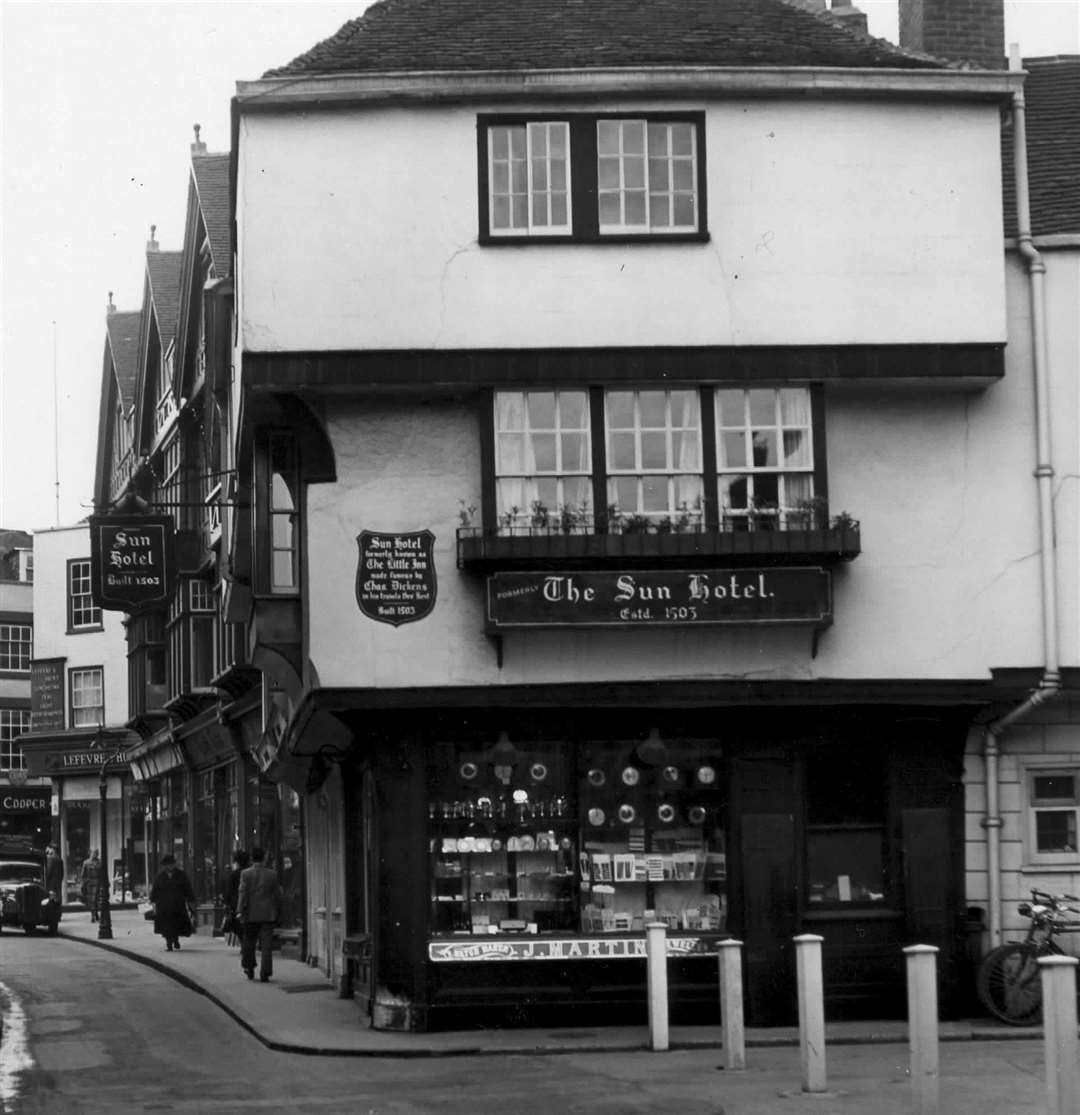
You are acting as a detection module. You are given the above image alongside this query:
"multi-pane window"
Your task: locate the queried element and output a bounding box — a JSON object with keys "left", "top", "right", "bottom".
{"left": 1027, "top": 770, "right": 1080, "bottom": 863}
{"left": 190, "top": 580, "right": 216, "bottom": 690}
{"left": 494, "top": 391, "right": 591, "bottom": 528}
{"left": 268, "top": 435, "right": 299, "bottom": 592}
{"left": 480, "top": 114, "right": 704, "bottom": 243}
{"left": 715, "top": 387, "right": 814, "bottom": 527}
{"left": 488, "top": 122, "right": 571, "bottom": 236}
{"left": 70, "top": 667, "right": 104, "bottom": 728}
{"left": 161, "top": 436, "right": 182, "bottom": 530}
{"left": 606, "top": 390, "right": 703, "bottom": 523}
{"left": 0, "top": 708, "right": 30, "bottom": 771}
{"left": 597, "top": 121, "right": 697, "bottom": 233}
{"left": 0, "top": 624, "right": 32, "bottom": 671}
{"left": 68, "top": 559, "right": 102, "bottom": 630}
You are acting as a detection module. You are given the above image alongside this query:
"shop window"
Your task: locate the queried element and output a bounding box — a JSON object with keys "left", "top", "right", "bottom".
{"left": 0, "top": 623, "right": 32, "bottom": 672}
{"left": 1024, "top": 767, "right": 1080, "bottom": 866}
{"left": 805, "top": 749, "right": 886, "bottom": 906}
{"left": 69, "top": 666, "right": 104, "bottom": 728}
{"left": 479, "top": 113, "right": 706, "bottom": 243}
{"left": 68, "top": 559, "right": 103, "bottom": 631}
{"left": 0, "top": 708, "right": 30, "bottom": 771}
{"left": 428, "top": 736, "right": 726, "bottom": 938}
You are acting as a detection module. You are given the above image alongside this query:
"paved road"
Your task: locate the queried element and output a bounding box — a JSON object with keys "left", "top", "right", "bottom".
{"left": 0, "top": 933, "right": 1055, "bottom": 1114}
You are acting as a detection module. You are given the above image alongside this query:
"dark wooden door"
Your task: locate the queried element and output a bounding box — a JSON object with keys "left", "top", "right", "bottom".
{"left": 741, "top": 810, "right": 798, "bottom": 1025}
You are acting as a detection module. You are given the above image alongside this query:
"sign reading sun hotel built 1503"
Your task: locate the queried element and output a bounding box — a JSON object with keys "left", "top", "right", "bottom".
{"left": 486, "top": 568, "right": 831, "bottom": 629}
{"left": 356, "top": 530, "right": 437, "bottom": 627}
{"left": 89, "top": 515, "right": 176, "bottom": 613}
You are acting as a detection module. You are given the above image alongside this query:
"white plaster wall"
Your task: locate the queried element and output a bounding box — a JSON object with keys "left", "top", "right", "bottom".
{"left": 238, "top": 99, "right": 1005, "bottom": 351}
{"left": 31, "top": 525, "right": 128, "bottom": 726}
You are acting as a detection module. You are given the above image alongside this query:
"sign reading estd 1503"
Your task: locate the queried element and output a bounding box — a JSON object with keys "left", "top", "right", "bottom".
{"left": 486, "top": 567, "right": 831, "bottom": 629}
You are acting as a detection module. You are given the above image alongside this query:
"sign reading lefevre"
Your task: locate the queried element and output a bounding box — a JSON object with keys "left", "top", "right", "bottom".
{"left": 486, "top": 567, "right": 831, "bottom": 628}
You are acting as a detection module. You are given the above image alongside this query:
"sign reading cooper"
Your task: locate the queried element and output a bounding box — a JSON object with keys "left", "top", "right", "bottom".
{"left": 1, "top": 791, "right": 51, "bottom": 813}
{"left": 90, "top": 514, "right": 176, "bottom": 613}
{"left": 355, "top": 530, "right": 437, "bottom": 627}
{"left": 486, "top": 567, "right": 831, "bottom": 629}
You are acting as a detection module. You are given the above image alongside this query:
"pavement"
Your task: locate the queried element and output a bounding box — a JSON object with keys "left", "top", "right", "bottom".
{"left": 54, "top": 907, "right": 1050, "bottom": 1060}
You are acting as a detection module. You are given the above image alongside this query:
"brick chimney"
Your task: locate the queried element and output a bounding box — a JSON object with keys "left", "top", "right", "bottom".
{"left": 146, "top": 224, "right": 159, "bottom": 253}
{"left": 191, "top": 123, "right": 207, "bottom": 156}
{"left": 829, "top": 0, "right": 868, "bottom": 36}
{"left": 899, "top": 0, "right": 1005, "bottom": 68}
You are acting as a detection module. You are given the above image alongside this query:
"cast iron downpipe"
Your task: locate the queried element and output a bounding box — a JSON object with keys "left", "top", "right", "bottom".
{"left": 982, "top": 46, "right": 1063, "bottom": 947}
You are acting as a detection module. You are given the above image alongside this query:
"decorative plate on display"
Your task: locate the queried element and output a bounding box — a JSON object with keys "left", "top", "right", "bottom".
{"left": 657, "top": 803, "right": 676, "bottom": 824}
{"left": 661, "top": 766, "right": 681, "bottom": 784}
{"left": 459, "top": 761, "right": 479, "bottom": 781}
{"left": 529, "top": 763, "right": 548, "bottom": 782}
{"left": 474, "top": 837, "right": 492, "bottom": 853}
{"left": 588, "top": 807, "right": 606, "bottom": 826}
{"left": 621, "top": 767, "right": 640, "bottom": 787}
{"left": 696, "top": 766, "right": 717, "bottom": 785}
{"left": 457, "top": 836, "right": 475, "bottom": 853}
{"left": 491, "top": 838, "right": 503, "bottom": 852}
{"left": 618, "top": 804, "right": 637, "bottom": 824}
{"left": 688, "top": 805, "right": 707, "bottom": 826}
{"left": 588, "top": 769, "right": 606, "bottom": 787}
{"left": 507, "top": 837, "right": 521, "bottom": 852}
{"left": 560, "top": 836, "right": 573, "bottom": 851}
{"left": 519, "top": 835, "right": 535, "bottom": 851}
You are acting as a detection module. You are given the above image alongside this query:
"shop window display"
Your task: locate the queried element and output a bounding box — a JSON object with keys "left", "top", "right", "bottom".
{"left": 428, "top": 736, "right": 726, "bottom": 937}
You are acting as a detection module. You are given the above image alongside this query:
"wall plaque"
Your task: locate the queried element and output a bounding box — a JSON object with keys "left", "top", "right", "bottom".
{"left": 355, "top": 530, "right": 437, "bottom": 627}
{"left": 486, "top": 567, "right": 831, "bottom": 629}
{"left": 30, "top": 658, "right": 66, "bottom": 731}
{"left": 90, "top": 514, "right": 176, "bottom": 613}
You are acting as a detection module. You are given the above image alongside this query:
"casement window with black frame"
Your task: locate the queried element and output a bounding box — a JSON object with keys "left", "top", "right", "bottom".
{"left": 486, "top": 385, "right": 824, "bottom": 535}
{"left": 1022, "top": 766, "right": 1080, "bottom": 866}
{"left": 167, "top": 577, "right": 221, "bottom": 697}
{"left": 67, "top": 558, "right": 103, "bottom": 632}
{"left": 478, "top": 113, "right": 707, "bottom": 244}
{"left": 252, "top": 432, "right": 300, "bottom": 595}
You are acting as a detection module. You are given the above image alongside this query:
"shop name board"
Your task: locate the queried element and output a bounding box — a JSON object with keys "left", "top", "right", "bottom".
{"left": 355, "top": 530, "right": 437, "bottom": 626}
{"left": 486, "top": 568, "right": 831, "bottom": 629}
{"left": 90, "top": 514, "right": 176, "bottom": 613}
{"left": 30, "top": 658, "right": 66, "bottom": 731}
{"left": 1, "top": 792, "right": 51, "bottom": 813}
{"left": 428, "top": 936, "right": 720, "bottom": 962}
{"left": 43, "top": 751, "right": 125, "bottom": 772}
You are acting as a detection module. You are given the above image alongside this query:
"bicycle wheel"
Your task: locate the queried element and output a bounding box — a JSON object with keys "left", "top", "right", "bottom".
{"left": 977, "top": 942, "right": 1044, "bottom": 1025}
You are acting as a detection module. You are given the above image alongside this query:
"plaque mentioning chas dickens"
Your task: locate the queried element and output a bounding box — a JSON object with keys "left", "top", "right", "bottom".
{"left": 356, "top": 530, "right": 437, "bottom": 627}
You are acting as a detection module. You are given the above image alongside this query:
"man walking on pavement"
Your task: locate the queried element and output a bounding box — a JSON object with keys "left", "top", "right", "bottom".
{"left": 237, "top": 846, "right": 282, "bottom": 983}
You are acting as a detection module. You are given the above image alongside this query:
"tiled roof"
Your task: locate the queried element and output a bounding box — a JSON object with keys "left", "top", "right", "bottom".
{"left": 146, "top": 250, "right": 183, "bottom": 347}
{"left": 106, "top": 310, "right": 142, "bottom": 410}
{"left": 192, "top": 154, "right": 232, "bottom": 279}
{"left": 265, "top": 0, "right": 949, "bottom": 77}
{"left": 1002, "top": 56, "right": 1080, "bottom": 238}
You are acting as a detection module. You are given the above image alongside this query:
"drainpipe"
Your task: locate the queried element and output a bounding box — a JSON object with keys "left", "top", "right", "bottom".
{"left": 983, "top": 45, "right": 1063, "bottom": 947}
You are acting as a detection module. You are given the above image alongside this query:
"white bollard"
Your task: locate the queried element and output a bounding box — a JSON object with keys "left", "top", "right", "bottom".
{"left": 718, "top": 939, "right": 746, "bottom": 1070}
{"left": 1038, "top": 955, "right": 1079, "bottom": 1115}
{"left": 646, "top": 921, "right": 669, "bottom": 1052}
{"left": 794, "top": 933, "right": 827, "bottom": 1094}
{"left": 903, "top": 945, "right": 940, "bottom": 1115}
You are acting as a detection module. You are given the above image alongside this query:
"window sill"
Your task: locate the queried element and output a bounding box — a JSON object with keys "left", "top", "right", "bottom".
{"left": 479, "top": 231, "right": 710, "bottom": 247}
{"left": 67, "top": 625, "right": 104, "bottom": 635}
{"left": 457, "top": 524, "right": 861, "bottom": 571}
{"left": 1020, "top": 862, "right": 1080, "bottom": 874}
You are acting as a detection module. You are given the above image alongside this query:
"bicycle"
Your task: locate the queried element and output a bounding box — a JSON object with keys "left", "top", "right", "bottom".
{"left": 976, "top": 889, "right": 1080, "bottom": 1025}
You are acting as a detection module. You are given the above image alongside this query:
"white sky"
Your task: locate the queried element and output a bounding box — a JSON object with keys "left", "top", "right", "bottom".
{"left": 1, "top": 0, "right": 1077, "bottom": 534}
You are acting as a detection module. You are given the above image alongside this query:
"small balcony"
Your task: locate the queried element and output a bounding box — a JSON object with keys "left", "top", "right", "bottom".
{"left": 457, "top": 508, "right": 860, "bottom": 572}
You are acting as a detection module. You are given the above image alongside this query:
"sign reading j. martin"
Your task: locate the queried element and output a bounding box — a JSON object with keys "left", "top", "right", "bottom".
{"left": 486, "top": 567, "right": 831, "bottom": 629}
{"left": 428, "top": 936, "right": 720, "bottom": 962}
{"left": 355, "top": 530, "right": 437, "bottom": 627}
{"left": 90, "top": 515, "right": 176, "bottom": 613}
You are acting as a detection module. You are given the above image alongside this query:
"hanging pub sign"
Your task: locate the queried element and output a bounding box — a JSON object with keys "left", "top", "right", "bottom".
{"left": 486, "top": 567, "right": 831, "bottom": 629}
{"left": 89, "top": 514, "right": 177, "bottom": 614}
{"left": 355, "top": 530, "right": 437, "bottom": 627}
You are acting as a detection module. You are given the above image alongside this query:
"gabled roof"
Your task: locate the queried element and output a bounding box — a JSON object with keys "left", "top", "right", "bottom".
{"left": 265, "top": 0, "right": 949, "bottom": 78}
{"left": 1003, "top": 56, "right": 1080, "bottom": 238}
{"left": 146, "top": 250, "right": 183, "bottom": 350}
{"left": 191, "top": 154, "right": 232, "bottom": 279}
{"left": 105, "top": 311, "right": 142, "bottom": 411}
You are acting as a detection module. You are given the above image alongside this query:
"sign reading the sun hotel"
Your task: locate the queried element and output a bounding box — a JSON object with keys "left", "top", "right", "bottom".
{"left": 90, "top": 514, "right": 176, "bottom": 613}
{"left": 356, "top": 530, "right": 437, "bottom": 627}
{"left": 486, "top": 568, "right": 831, "bottom": 629}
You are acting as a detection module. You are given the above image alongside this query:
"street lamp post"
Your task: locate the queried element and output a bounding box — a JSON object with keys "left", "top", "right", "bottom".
{"left": 98, "top": 759, "right": 113, "bottom": 939}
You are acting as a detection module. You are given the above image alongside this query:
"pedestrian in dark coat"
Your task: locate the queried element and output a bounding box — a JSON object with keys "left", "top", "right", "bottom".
{"left": 237, "top": 847, "right": 282, "bottom": 982}
{"left": 81, "top": 850, "right": 101, "bottom": 922}
{"left": 223, "top": 849, "right": 250, "bottom": 944}
{"left": 150, "top": 854, "right": 195, "bottom": 952}
{"left": 44, "top": 845, "right": 64, "bottom": 897}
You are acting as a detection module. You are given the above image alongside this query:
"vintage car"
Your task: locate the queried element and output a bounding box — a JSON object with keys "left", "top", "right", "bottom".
{"left": 0, "top": 843, "right": 61, "bottom": 935}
